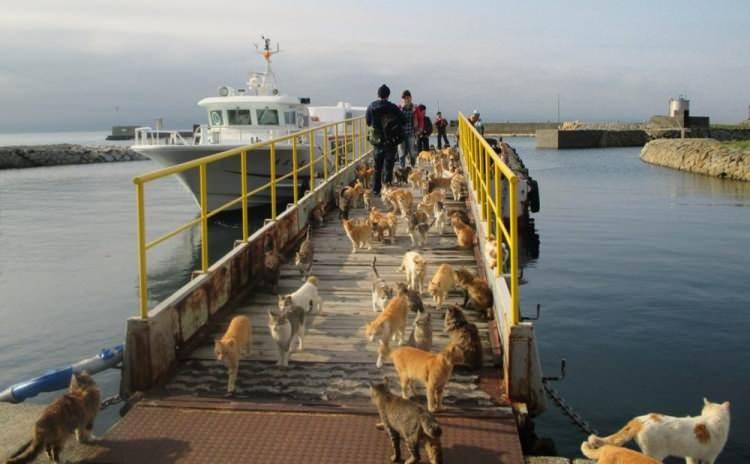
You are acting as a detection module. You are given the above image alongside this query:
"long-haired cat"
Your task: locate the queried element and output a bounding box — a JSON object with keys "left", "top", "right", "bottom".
{"left": 443, "top": 305, "right": 483, "bottom": 371}
{"left": 294, "top": 225, "right": 314, "bottom": 280}
{"left": 394, "top": 165, "right": 412, "bottom": 185}
{"left": 396, "top": 282, "right": 425, "bottom": 314}
{"left": 586, "top": 398, "right": 731, "bottom": 464}
{"left": 390, "top": 344, "right": 463, "bottom": 412}
{"left": 341, "top": 218, "right": 372, "bottom": 253}
{"left": 7, "top": 372, "right": 101, "bottom": 464}
{"left": 262, "top": 234, "right": 282, "bottom": 294}
{"left": 366, "top": 293, "right": 409, "bottom": 368}
{"left": 399, "top": 251, "right": 427, "bottom": 294}
{"left": 451, "top": 215, "right": 475, "bottom": 249}
{"left": 371, "top": 257, "right": 395, "bottom": 313}
{"left": 280, "top": 276, "right": 323, "bottom": 315}
{"left": 370, "top": 379, "right": 443, "bottom": 464}
{"left": 428, "top": 263, "right": 455, "bottom": 306}
{"left": 268, "top": 303, "right": 307, "bottom": 367}
{"left": 214, "top": 315, "right": 252, "bottom": 394}
{"left": 580, "top": 443, "right": 659, "bottom": 464}
{"left": 406, "top": 310, "right": 432, "bottom": 352}
{"left": 454, "top": 268, "right": 493, "bottom": 312}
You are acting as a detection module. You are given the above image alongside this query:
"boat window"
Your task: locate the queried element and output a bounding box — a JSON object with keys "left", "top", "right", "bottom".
{"left": 256, "top": 108, "right": 279, "bottom": 125}
{"left": 284, "top": 111, "right": 296, "bottom": 125}
{"left": 228, "top": 109, "right": 252, "bottom": 125}
{"left": 209, "top": 110, "right": 223, "bottom": 126}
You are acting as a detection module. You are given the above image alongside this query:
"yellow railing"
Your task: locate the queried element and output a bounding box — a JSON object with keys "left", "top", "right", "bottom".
{"left": 134, "top": 116, "right": 369, "bottom": 319}
{"left": 457, "top": 112, "right": 520, "bottom": 325}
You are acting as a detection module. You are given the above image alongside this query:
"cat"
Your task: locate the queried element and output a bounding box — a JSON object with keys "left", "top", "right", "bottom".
{"left": 419, "top": 190, "right": 445, "bottom": 215}
{"left": 370, "top": 378, "right": 443, "bottom": 464}
{"left": 382, "top": 186, "right": 414, "bottom": 217}
{"left": 261, "top": 234, "right": 282, "bottom": 294}
{"left": 586, "top": 398, "right": 731, "bottom": 464}
{"left": 339, "top": 179, "right": 365, "bottom": 218}
{"left": 406, "top": 310, "right": 432, "bottom": 352}
{"left": 408, "top": 169, "right": 424, "bottom": 190}
{"left": 294, "top": 225, "right": 314, "bottom": 280}
{"left": 369, "top": 207, "right": 398, "bottom": 243}
{"left": 396, "top": 282, "right": 425, "bottom": 314}
{"left": 310, "top": 200, "right": 327, "bottom": 227}
{"left": 434, "top": 201, "right": 448, "bottom": 234}
{"left": 363, "top": 188, "right": 374, "bottom": 210}
{"left": 280, "top": 276, "right": 323, "bottom": 315}
{"left": 454, "top": 268, "right": 493, "bottom": 312}
{"left": 341, "top": 218, "right": 372, "bottom": 253}
{"left": 366, "top": 293, "right": 409, "bottom": 368}
{"left": 214, "top": 315, "right": 252, "bottom": 394}
{"left": 443, "top": 305, "right": 483, "bottom": 371}
{"left": 268, "top": 303, "right": 307, "bottom": 367}
{"left": 428, "top": 263, "right": 455, "bottom": 306}
{"left": 450, "top": 172, "right": 466, "bottom": 201}
{"left": 580, "top": 443, "right": 659, "bottom": 464}
{"left": 394, "top": 165, "right": 412, "bottom": 185}
{"left": 406, "top": 208, "right": 434, "bottom": 249}
{"left": 418, "top": 150, "right": 434, "bottom": 167}
{"left": 427, "top": 174, "right": 452, "bottom": 193}
{"left": 451, "top": 215, "right": 475, "bottom": 249}
{"left": 447, "top": 209, "right": 473, "bottom": 230}
{"left": 7, "top": 372, "right": 101, "bottom": 464}
{"left": 390, "top": 344, "right": 463, "bottom": 412}
{"left": 399, "top": 251, "right": 428, "bottom": 294}
{"left": 355, "top": 163, "right": 374, "bottom": 188}
{"left": 371, "top": 256, "right": 395, "bottom": 313}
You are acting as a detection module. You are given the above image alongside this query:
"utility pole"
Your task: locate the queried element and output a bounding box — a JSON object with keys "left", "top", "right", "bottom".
{"left": 556, "top": 94, "right": 560, "bottom": 123}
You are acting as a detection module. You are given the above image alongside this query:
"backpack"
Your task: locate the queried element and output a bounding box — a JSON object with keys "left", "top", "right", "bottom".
{"left": 369, "top": 110, "right": 405, "bottom": 147}
{"left": 423, "top": 116, "right": 433, "bottom": 136}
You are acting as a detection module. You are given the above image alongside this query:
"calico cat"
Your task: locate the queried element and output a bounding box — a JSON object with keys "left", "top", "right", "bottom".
{"left": 443, "top": 305, "right": 483, "bottom": 371}
{"left": 580, "top": 444, "right": 659, "bottom": 464}
{"left": 450, "top": 172, "right": 466, "bottom": 201}
{"left": 406, "top": 310, "right": 432, "bottom": 351}
{"left": 280, "top": 276, "right": 323, "bottom": 315}
{"left": 371, "top": 257, "right": 395, "bottom": 313}
{"left": 390, "top": 344, "right": 463, "bottom": 412}
{"left": 261, "top": 234, "right": 282, "bottom": 294}
{"left": 366, "top": 293, "right": 409, "bottom": 368}
{"left": 428, "top": 263, "right": 455, "bottom": 306}
{"left": 214, "top": 315, "right": 252, "bottom": 394}
{"left": 268, "top": 303, "right": 307, "bottom": 367}
{"left": 399, "top": 251, "right": 427, "bottom": 294}
{"left": 294, "top": 225, "right": 314, "bottom": 280}
{"left": 341, "top": 218, "right": 372, "bottom": 253}
{"left": 8, "top": 372, "right": 101, "bottom": 464}
{"left": 396, "top": 282, "right": 425, "bottom": 314}
{"left": 370, "top": 379, "right": 443, "bottom": 464}
{"left": 454, "top": 268, "right": 493, "bottom": 312}
{"left": 586, "top": 398, "right": 731, "bottom": 464}
{"left": 451, "top": 215, "right": 475, "bottom": 249}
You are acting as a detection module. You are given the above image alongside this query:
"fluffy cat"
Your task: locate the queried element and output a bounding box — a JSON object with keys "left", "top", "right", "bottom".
{"left": 390, "top": 344, "right": 463, "bottom": 412}
{"left": 450, "top": 172, "right": 466, "bottom": 201}
{"left": 280, "top": 276, "right": 323, "bottom": 315}
{"left": 366, "top": 293, "right": 409, "bottom": 368}
{"left": 587, "top": 399, "right": 731, "bottom": 464}
{"left": 294, "top": 225, "right": 314, "bottom": 280}
{"left": 447, "top": 210, "right": 473, "bottom": 230}
{"left": 399, "top": 251, "right": 428, "bottom": 294}
{"left": 371, "top": 257, "right": 395, "bottom": 313}
{"left": 394, "top": 165, "right": 412, "bottom": 185}
{"left": 451, "top": 215, "right": 475, "bottom": 249}
{"left": 406, "top": 310, "right": 432, "bottom": 351}
{"left": 261, "top": 234, "right": 282, "bottom": 294}
{"left": 580, "top": 443, "right": 659, "bottom": 464}
{"left": 382, "top": 186, "right": 414, "bottom": 217}
{"left": 268, "top": 303, "right": 307, "bottom": 367}
{"left": 454, "top": 268, "right": 493, "bottom": 312}
{"left": 341, "top": 218, "right": 372, "bottom": 253}
{"left": 214, "top": 315, "right": 252, "bottom": 394}
{"left": 428, "top": 263, "right": 455, "bottom": 306}
{"left": 443, "top": 305, "right": 483, "bottom": 371}
{"left": 370, "top": 379, "right": 443, "bottom": 464}
{"left": 396, "top": 282, "right": 425, "bottom": 314}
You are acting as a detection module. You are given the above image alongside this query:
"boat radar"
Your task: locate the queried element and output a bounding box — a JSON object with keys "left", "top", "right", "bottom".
{"left": 245, "top": 35, "right": 282, "bottom": 97}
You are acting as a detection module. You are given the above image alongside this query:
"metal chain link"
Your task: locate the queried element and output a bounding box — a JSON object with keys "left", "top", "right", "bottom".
{"left": 99, "top": 394, "right": 123, "bottom": 411}
{"left": 542, "top": 379, "right": 599, "bottom": 437}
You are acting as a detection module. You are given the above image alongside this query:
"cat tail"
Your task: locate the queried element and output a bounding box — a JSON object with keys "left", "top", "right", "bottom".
{"left": 588, "top": 418, "right": 641, "bottom": 447}
{"left": 419, "top": 414, "right": 442, "bottom": 439}
{"left": 7, "top": 436, "right": 43, "bottom": 464}
{"left": 580, "top": 442, "right": 603, "bottom": 460}
{"left": 306, "top": 224, "right": 312, "bottom": 241}
{"left": 371, "top": 256, "right": 380, "bottom": 278}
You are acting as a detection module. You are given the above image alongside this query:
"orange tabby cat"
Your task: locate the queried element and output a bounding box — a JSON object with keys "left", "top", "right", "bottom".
{"left": 428, "top": 263, "right": 455, "bottom": 306}
{"left": 366, "top": 294, "right": 409, "bottom": 368}
{"left": 451, "top": 216, "right": 475, "bottom": 249}
{"left": 390, "top": 344, "right": 463, "bottom": 412}
{"left": 214, "top": 315, "right": 252, "bottom": 395}
{"left": 342, "top": 218, "right": 373, "bottom": 253}
{"left": 580, "top": 443, "right": 659, "bottom": 464}
{"left": 382, "top": 186, "right": 414, "bottom": 217}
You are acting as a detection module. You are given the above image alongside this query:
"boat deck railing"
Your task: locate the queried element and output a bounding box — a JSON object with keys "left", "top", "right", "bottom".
{"left": 132, "top": 116, "right": 367, "bottom": 318}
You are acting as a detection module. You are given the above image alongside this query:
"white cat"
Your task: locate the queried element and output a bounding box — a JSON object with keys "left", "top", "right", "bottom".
{"left": 398, "top": 251, "right": 427, "bottom": 294}
{"left": 587, "top": 398, "right": 731, "bottom": 464}
{"left": 280, "top": 276, "right": 323, "bottom": 315}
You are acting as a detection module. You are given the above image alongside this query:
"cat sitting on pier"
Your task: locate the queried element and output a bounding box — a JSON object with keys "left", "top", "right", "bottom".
{"left": 371, "top": 257, "right": 395, "bottom": 313}
{"left": 405, "top": 310, "right": 432, "bottom": 352}
{"left": 399, "top": 251, "right": 428, "bottom": 294}
{"left": 294, "top": 225, "right": 314, "bottom": 280}
{"left": 443, "top": 305, "right": 483, "bottom": 371}
{"left": 451, "top": 215, "right": 475, "bottom": 249}
{"left": 370, "top": 378, "right": 443, "bottom": 464}
{"left": 214, "top": 315, "right": 252, "bottom": 394}
{"left": 454, "top": 268, "right": 493, "bottom": 313}
{"left": 7, "top": 372, "right": 101, "bottom": 464}
{"left": 390, "top": 344, "right": 463, "bottom": 412}
{"left": 268, "top": 299, "right": 309, "bottom": 367}
{"left": 261, "top": 234, "right": 282, "bottom": 294}
{"left": 580, "top": 443, "right": 659, "bottom": 464}
{"left": 586, "top": 398, "right": 731, "bottom": 464}
{"left": 279, "top": 276, "right": 323, "bottom": 316}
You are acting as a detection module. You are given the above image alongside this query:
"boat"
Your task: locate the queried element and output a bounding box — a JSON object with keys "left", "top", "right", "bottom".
{"left": 130, "top": 37, "right": 365, "bottom": 210}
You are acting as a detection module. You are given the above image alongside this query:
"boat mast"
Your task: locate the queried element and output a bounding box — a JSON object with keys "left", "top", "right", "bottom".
{"left": 250, "top": 36, "right": 281, "bottom": 96}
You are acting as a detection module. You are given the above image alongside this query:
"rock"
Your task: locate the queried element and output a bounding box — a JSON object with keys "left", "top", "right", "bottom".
{"left": 640, "top": 138, "right": 750, "bottom": 182}
{"left": 0, "top": 144, "right": 148, "bottom": 169}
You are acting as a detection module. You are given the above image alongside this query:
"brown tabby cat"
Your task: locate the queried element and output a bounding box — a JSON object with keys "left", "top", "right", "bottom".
{"left": 454, "top": 268, "right": 493, "bottom": 312}
{"left": 262, "top": 234, "right": 282, "bottom": 294}
{"left": 406, "top": 310, "right": 432, "bottom": 351}
{"left": 294, "top": 225, "right": 314, "bottom": 280}
{"left": 443, "top": 305, "right": 483, "bottom": 371}
{"left": 8, "top": 372, "right": 101, "bottom": 464}
{"left": 390, "top": 344, "right": 463, "bottom": 412}
{"left": 370, "top": 379, "right": 443, "bottom": 464}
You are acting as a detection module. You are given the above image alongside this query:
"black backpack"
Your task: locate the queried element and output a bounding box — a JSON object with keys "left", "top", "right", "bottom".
{"left": 369, "top": 110, "right": 405, "bottom": 147}
{"left": 423, "top": 116, "right": 433, "bottom": 136}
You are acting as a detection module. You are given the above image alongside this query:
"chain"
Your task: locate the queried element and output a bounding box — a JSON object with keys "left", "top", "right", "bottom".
{"left": 99, "top": 394, "right": 123, "bottom": 411}
{"left": 542, "top": 379, "right": 599, "bottom": 437}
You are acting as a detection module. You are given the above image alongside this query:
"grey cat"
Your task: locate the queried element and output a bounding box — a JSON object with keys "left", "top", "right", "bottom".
{"left": 295, "top": 225, "right": 314, "bottom": 280}
{"left": 406, "top": 310, "right": 432, "bottom": 351}
{"left": 267, "top": 298, "right": 308, "bottom": 367}
{"left": 369, "top": 379, "right": 443, "bottom": 464}
{"left": 371, "top": 257, "right": 395, "bottom": 312}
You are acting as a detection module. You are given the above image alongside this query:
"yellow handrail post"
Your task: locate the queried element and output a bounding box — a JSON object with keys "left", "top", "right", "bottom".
{"left": 270, "top": 144, "right": 277, "bottom": 220}
{"left": 484, "top": 149, "right": 491, "bottom": 222}
{"left": 494, "top": 163, "right": 501, "bottom": 277}
{"left": 353, "top": 119, "right": 359, "bottom": 159}
{"left": 343, "top": 121, "right": 349, "bottom": 166}
{"left": 509, "top": 176, "right": 519, "bottom": 325}
{"left": 320, "top": 129, "right": 328, "bottom": 181}
{"left": 199, "top": 164, "right": 209, "bottom": 273}
{"left": 309, "top": 133, "right": 315, "bottom": 192}
{"left": 241, "top": 150, "right": 249, "bottom": 241}
{"left": 334, "top": 123, "right": 340, "bottom": 169}
{"left": 292, "top": 139, "right": 299, "bottom": 205}
{"left": 136, "top": 182, "right": 148, "bottom": 319}
{"left": 325, "top": 126, "right": 333, "bottom": 176}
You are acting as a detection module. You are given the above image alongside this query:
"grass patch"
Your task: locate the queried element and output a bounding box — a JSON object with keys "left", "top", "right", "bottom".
{"left": 721, "top": 140, "right": 750, "bottom": 151}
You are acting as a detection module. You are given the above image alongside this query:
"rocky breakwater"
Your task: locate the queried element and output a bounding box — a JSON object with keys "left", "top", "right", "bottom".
{"left": 0, "top": 144, "right": 147, "bottom": 169}
{"left": 640, "top": 139, "right": 750, "bottom": 182}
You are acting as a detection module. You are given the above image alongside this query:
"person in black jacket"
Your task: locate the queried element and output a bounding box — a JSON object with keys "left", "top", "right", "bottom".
{"left": 366, "top": 84, "right": 404, "bottom": 195}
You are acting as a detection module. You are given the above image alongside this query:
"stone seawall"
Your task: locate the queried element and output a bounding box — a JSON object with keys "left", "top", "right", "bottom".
{"left": 640, "top": 139, "right": 750, "bottom": 182}
{"left": 0, "top": 144, "right": 147, "bottom": 169}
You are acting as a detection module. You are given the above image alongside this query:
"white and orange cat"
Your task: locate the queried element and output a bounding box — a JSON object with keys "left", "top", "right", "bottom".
{"left": 580, "top": 443, "right": 659, "bottom": 464}
{"left": 390, "top": 344, "right": 463, "bottom": 412}
{"left": 214, "top": 315, "right": 252, "bottom": 394}
{"left": 366, "top": 293, "right": 409, "bottom": 368}
{"left": 428, "top": 263, "right": 455, "bottom": 306}
{"left": 399, "top": 251, "right": 427, "bottom": 294}
{"left": 587, "top": 398, "right": 730, "bottom": 464}
{"left": 342, "top": 218, "right": 372, "bottom": 253}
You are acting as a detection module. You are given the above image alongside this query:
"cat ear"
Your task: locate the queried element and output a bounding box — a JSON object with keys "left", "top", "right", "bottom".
{"left": 722, "top": 401, "right": 731, "bottom": 409}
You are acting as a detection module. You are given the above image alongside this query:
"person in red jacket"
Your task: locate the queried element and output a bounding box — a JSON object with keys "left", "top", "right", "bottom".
{"left": 435, "top": 111, "right": 449, "bottom": 149}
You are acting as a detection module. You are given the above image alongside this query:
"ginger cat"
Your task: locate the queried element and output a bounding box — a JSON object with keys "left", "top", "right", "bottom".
{"left": 428, "top": 263, "right": 455, "bottom": 306}
{"left": 399, "top": 251, "right": 427, "bottom": 294}
{"left": 451, "top": 215, "right": 475, "bottom": 249}
{"left": 366, "top": 294, "right": 409, "bottom": 368}
{"left": 342, "top": 218, "right": 372, "bottom": 253}
{"left": 580, "top": 443, "right": 659, "bottom": 464}
{"left": 369, "top": 207, "right": 398, "bottom": 243}
{"left": 390, "top": 344, "right": 463, "bottom": 412}
{"left": 382, "top": 186, "right": 414, "bottom": 217}
{"left": 587, "top": 398, "right": 731, "bottom": 464}
{"left": 8, "top": 372, "right": 101, "bottom": 464}
{"left": 408, "top": 169, "right": 425, "bottom": 190}
{"left": 339, "top": 179, "right": 365, "bottom": 218}
{"left": 420, "top": 190, "right": 445, "bottom": 214}
{"left": 450, "top": 172, "right": 466, "bottom": 201}
{"left": 214, "top": 315, "right": 252, "bottom": 394}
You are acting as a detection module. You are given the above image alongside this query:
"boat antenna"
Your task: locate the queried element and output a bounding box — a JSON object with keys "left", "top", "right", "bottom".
{"left": 251, "top": 35, "right": 282, "bottom": 96}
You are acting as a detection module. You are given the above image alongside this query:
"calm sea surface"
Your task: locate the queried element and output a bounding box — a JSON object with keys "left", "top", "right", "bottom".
{"left": 0, "top": 133, "right": 747, "bottom": 461}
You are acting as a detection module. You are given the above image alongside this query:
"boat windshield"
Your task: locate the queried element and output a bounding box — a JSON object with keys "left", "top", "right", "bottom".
{"left": 228, "top": 109, "right": 252, "bottom": 125}
{"left": 256, "top": 108, "right": 279, "bottom": 125}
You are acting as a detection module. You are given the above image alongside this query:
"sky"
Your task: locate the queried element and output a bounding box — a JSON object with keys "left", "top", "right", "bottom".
{"left": 1, "top": 0, "right": 749, "bottom": 132}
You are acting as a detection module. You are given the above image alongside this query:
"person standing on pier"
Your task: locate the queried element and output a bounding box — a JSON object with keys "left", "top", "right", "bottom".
{"left": 398, "top": 90, "right": 421, "bottom": 168}
{"left": 418, "top": 104, "right": 432, "bottom": 152}
{"left": 366, "top": 84, "right": 405, "bottom": 196}
{"left": 469, "top": 110, "right": 485, "bottom": 136}
{"left": 435, "top": 111, "right": 449, "bottom": 149}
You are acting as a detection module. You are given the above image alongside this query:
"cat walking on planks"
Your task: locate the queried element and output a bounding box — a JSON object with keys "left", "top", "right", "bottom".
{"left": 268, "top": 300, "right": 308, "bottom": 367}
{"left": 390, "top": 344, "right": 463, "bottom": 412}
{"left": 214, "top": 315, "right": 252, "bottom": 395}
